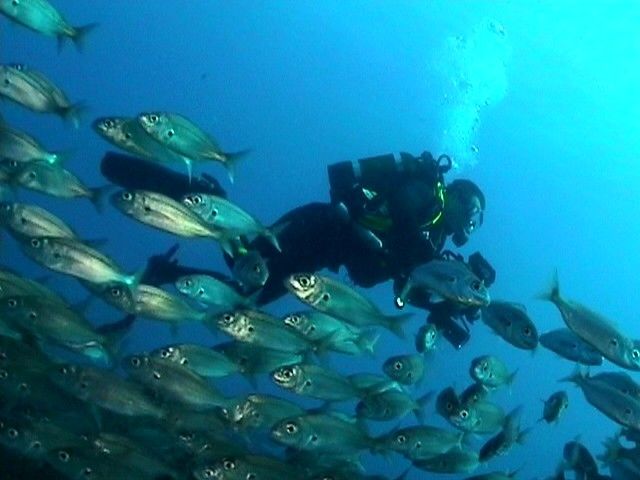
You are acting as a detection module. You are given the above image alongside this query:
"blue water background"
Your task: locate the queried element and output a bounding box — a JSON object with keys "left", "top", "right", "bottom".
{"left": 3, "top": 1, "right": 640, "bottom": 477}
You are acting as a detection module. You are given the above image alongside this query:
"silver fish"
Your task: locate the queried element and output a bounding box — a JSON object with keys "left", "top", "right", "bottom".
{"left": 396, "top": 259, "right": 490, "bottom": 308}
{"left": 111, "top": 189, "right": 221, "bottom": 239}
{"left": 0, "top": 64, "right": 83, "bottom": 125}
{"left": 271, "top": 412, "right": 374, "bottom": 454}
{"left": 286, "top": 272, "right": 411, "bottom": 337}
{"left": 272, "top": 363, "right": 361, "bottom": 401}
{"left": 51, "top": 364, "right": 165, "bottom": 419}
{"left": 0, "top": 119, "right": 63, "bottom": 164}
{"left": 214, "top": 309, "right": 316, "bottom": 353}
{"left": 12, "top": 161, "right": 106, "bottom": 209}
{"left": 539, "top": 328, "right": 603, "bottom": 366}
{"left": 469, "top": 355, "right": 516, "bottom": 389}
{"left": 123, "top": 354, "right": 229, "bottom": 411}
{"left": 540, "top": 390, "right": 569, "bottom": 424}
{"left": 149, "top": 343, "right": 239, "bottom": 378}
{"left": 18, "top": 236, "right": 137, "bottom": 286}
{"left": 413, "top": 448, "right": 480, "bottom": 474}
{"left": 541, "top": 272, "right": 640, "bottom": 370}
{"left": 383, "top": 354, "right": 426, "bottom": 386}
{"left": 376, "top": 424, "right": 467, "bottom": 461}
{"left": 175, "top": 273, "right": 254, "bottom": 309}
{"left": 283, "top": 310, "right": 379, "bottom": 356}
{"left": 563, "top": 369, "right": 640, "bottom": 430}
{"left": 0, "top": 0, "right": 96, "bottom": 50}
{"left": 182, "top": 193, "right": 280, "bottom": 250}
{"left": 481, "top": 300, "right": 538, "bottom": 350}
{"left": 92, "top": 116, "right": 185, "bottom": 163}
{"left": 0, "top": 201, "right": 76, "bottom": 239}
{"left": 138, "top": 111, "right": 249, "bottom": 181}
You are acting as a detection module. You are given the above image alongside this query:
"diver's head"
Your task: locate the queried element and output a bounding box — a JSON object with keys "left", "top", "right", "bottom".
{"left": 443, "top": 179, "right": 485, "bottom": 247}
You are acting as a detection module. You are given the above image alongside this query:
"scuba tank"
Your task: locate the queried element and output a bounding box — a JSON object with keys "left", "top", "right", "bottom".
{"left": 328, "top": 151, "right": 451, "bottom": 230}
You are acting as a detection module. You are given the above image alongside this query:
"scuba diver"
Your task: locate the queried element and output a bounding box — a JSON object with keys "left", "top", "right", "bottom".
{"left": 100, "top": 150, "right": 495, "bottom": 348}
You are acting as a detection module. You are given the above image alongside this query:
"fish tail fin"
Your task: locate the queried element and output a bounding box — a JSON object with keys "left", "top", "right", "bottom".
{"left": 96, "top": 313, "right": 136, "bottom": 367}
{"left": 385, "top": 312, "right": 413, "bottom": 339}
{"left": 58, "top": 101, "right": 87, "bottom": 129}
{"left": 559, "top": 365, "right": 587, "bottom": 385}
{"left": 124, "top": 267, "right": 146, "bottom": 290}
{"left": 70, "top": 23, "right": 99, "bottom": 52}
{"left": 599, "top": 435, "right": 621, "bottom": 465}
{"left": 88, "top": 184, "right": 114, "bottom": 213}
{"left": 356, "top": 329, "right": 380, "bottom": 357}
{"left": 262, "top": 227, "right": 281, "bottom": 252}
{"left": 393, "top": 467, "right": 411, "bottom": 480}
{"left": 517, "top": 426, "right": 532, "bottom": 445}
{"left": 538, "top": 269, "right": 561, "bottom": 303}
{"left": 222, "top": 149, "right": 251, "bottom": 183}
{"left": 413, "top": 391, "right": 434, "bottom": 424}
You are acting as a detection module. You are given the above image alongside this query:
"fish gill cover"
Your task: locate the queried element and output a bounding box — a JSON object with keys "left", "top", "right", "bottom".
{"left": 1, "top": 1, "right": 640, "bottom": 479}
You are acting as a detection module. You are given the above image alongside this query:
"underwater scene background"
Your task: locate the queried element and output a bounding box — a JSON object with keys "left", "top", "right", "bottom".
{"left": 2, "top": 1, "right": 640, "bottom": 478}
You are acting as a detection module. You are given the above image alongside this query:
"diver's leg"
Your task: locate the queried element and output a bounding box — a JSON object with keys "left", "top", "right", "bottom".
{"left": 142, "top": 243, "right": 235, "bottom": 287}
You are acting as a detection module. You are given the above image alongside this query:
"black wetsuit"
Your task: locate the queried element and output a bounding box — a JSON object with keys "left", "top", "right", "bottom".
{"left": 231, "top": 152, "right": 449, "bottom": 304}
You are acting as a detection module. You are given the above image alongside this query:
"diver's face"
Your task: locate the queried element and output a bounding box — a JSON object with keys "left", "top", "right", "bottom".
{"left": 449, "top": 194, "right": 483, "bottom": 246}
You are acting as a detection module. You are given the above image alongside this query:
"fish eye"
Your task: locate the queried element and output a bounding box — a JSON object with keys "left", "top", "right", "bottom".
{"left": 446, "top": 402, "right": 453, "bottom": 411}
{"left": 223, "top": 459, "right": 236, "bottom": 470}
{"left": 310, "top": 434, "right": 318, "bottom": 443}
{"left": 247, "top": 474, "right": 257, "bottom": 480}
{"left": 459, "top": 409, "right": 469, "bottom": 419}
{"left": 298, "top": 276, "right": 310, "bottom": 287}
{"left": 0, "top": 370, "right": 7, "bottom": 379}
{"left": 222, "top": 313, "right": 234, "bottom": 323}
{"left": 633, "top": 349, "right": 640, "bottom": 359}
{"left": 202, "top": 468, "right": 215, "bottom": 479}
{"left": 59, "top": 366, "right": 68, "bottom": 375}
{"left": 160, "top": 348, "right": 171, "bottom": 358}
{"left": 80, "top": 382, "right": 88, "bottom": 390}
{"left": 523, "top": 327, "right": 531, "bottom": 336}
{"left": 26, "top": 171, "right": 36, "bottom": 180}
{"left": 394, "top": 361, "right": 403, "bottom": 371}
{"left": 110, "top": 287, "right": 123, "bottom": 297}
{"left": 28, "top": 311, "right": 37, "bottom": 320}
{"left": 321, "top": 293, "right": 330, "bottom": 302}
{"left": 104, "top": 119, "right": 115, "bottom": 128}
{"left": 184, "top": 278, "right": 193, "bottom": 287}
{"left": 149, "top": 114, "right": 158, "bottom": 123}
{"left": 121, "top": 191, "right": 133, "bottom": 201}
{"left": 285, "top": 422, "right": 298, "bottom": 434}
{"left": 130, "top": 356, "right": 141, "bottom": 367}
{"left": 82, "top": 467, "right": 93, "bottom": 478}
{"left": 625, "top": 407, "right": 633, "bottom": 416}
{"left": 282, "top": 368, "right": 293, "bottom": 378}
{"left": 396, "top": 434, "right": 406, "bottom": 444}
{"left": 471, "top": 281, "right": 481, "bottom": 291}
{"left": 192, "top": 195, "right": 202, "bottom": 204}
{"left": 210, "top": 207, "right": 218, "bottom": 217}
{"left": 2, "top": 78, "right": 9, "bottom": 86}
{"left": 7, "top": 298, "right": 17, "bottom": 308}
{"left": 7, "top": 428, "right": 18, "bottom": 439}
{"left": 253, "top": 264, "right": 262, "bottom": 274}
{"left": 197, "top": 288, "right": 205, "bottom": 297}
{"left": 152, "top": 370, "right": 161, "bottom": 380}
{"left": 30, "top": 238, "right": 40, "bottom": 248}
{"left": 31, "top": 440, "right": 41, "bottom": 450}
{"left": 286, "top": 315, "right": 300, "bottom": 325}
{"left": 58, "top": 450, "right": 70, "bottom": 462}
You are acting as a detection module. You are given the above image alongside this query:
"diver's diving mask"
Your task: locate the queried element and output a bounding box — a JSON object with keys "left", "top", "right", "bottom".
{"left": 452, "top": 197, "right": 483, "bottom": 247}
